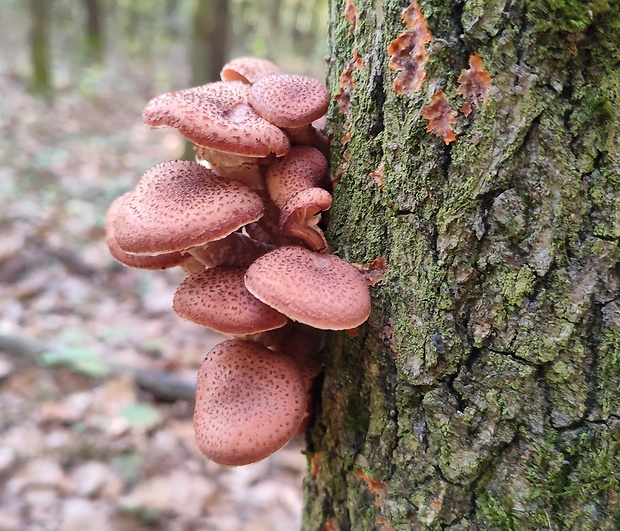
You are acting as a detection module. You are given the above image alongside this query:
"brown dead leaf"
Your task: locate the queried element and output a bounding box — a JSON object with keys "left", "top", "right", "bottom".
{"left": 387, "top": 0, "right": 431, "bottom": 96}
{"left": 422, "top": 90, "right": 457, "bottom": 145}
{"left": 457, "top": 54, "right": 492, "bottom": 111}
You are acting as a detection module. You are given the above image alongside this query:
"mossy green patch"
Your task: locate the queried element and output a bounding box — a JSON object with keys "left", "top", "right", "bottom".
{"left": 498, "top": 266, "right": 537, "bottom": 308}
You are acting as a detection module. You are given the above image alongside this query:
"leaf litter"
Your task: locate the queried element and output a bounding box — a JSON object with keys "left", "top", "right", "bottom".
{"left": 0, "top": 49, "right": 306, "bottom": 531}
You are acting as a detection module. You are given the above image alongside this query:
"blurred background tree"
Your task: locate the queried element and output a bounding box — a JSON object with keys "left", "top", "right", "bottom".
{"left": 17, "top": 0, "right": 328, "bottom": 98}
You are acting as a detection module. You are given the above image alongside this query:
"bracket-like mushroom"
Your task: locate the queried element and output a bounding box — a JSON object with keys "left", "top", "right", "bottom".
{"left": 173, "top": 267, "right": 288, "bottom": 335}
{"left": 143, "top": 81, "right": 290, "bottom": 188}
{"left": 244, "top": 246, "right": 371, "bottom": 330}
{"left": 194, "top": 340, "right": 307, "bottom": 466}
{"left": 112, "top": 161, "right": 264, "bottom": 261}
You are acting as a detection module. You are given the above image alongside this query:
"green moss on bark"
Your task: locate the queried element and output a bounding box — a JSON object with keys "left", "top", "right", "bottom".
{"left": 303, "top": 0, "right": 620, "bottom": 529}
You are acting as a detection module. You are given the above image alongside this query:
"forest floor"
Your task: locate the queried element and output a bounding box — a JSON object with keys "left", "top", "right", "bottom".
{"left": 0, "top": 64, "right": 306, "bottom": 530}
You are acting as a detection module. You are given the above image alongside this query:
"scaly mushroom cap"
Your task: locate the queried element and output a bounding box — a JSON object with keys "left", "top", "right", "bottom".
{"left": 105, "top": 194, "right": 190, "bottom": 270}
{"left": 244, "top": 246, "right": 371, "bottom": 330}
{"left": 143, "top": 81, "right": 290, "bottom": 157}
{"left": 113, "top": 161, "right": 264, "bottom": 255}
{"left": 266, "top": 146, "right": 329, "bottom": 208}
{"left": 173, "top": 267, "right": 288, "bottom": 335}
{"left": 248, "top": 75, "right": 330, "bottom": 129}
{"left": 194, "top": 339, "right": 307, "bottom": 466}
{"left": 279, "top": 188, "right": 332, "bottom": 252}
{"left": 220, "top": 57, "right": 282, "bottom": 84}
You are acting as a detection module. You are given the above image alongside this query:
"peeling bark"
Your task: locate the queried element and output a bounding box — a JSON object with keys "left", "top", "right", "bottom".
{"left": 303, "top": 0, "right": 620, "bottom": 529}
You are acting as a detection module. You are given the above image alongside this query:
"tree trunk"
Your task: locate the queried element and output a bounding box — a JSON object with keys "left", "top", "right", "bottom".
{"left": 303, "top": 0, "right": 620, "bottom": 529}
{"left": 82, "top": 0, "right": 104, "bottom": 62}
{"left": 184, "top": 0, "right": 230, "bottom": 160}
{"left": 29, "top": 0, "right": 53, "bottom": 95}
{"left": 189, "top": 0, "right": 230, "bottom": 87}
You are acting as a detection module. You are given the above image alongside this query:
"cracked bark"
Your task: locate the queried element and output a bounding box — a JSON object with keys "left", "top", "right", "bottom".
{"left": 303, "top": 0, "right": 620, "bottom": 529}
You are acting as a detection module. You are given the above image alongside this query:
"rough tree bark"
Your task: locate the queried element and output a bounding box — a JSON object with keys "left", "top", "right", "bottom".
{"left": 304, "top": 0, "right": 620, "bottom": 529}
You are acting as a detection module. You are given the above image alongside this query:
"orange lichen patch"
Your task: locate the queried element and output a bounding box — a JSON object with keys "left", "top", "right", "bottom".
{"left": 387, "top": 0, "right": 431, "bottom": 97}
{"left": 335, "top": 50, "right": 363, "bottom": 116}
{"left": 332, "top": 162, "right": 347, "bottom": 184}
{"left": 460, "top": 100, "right": 473, "bottom": 117}
{"left": 456, "top": 54, "right": 492, "bottom": 111}
{"left": 355, "top": 470, "right": 387, "bottom": 496}
{"left": 354, "top": 257, "right": 388, "bottom": 286}
{"left": 346, "top": 327, "right": 360, "bottom": 337}
{"left": 355, "top": 470, "right": 388, "bottom": 508}
{"left": 344, "top": 0, "right": 359, "bottom": 31}
{"left": 422, "top": 90, "right": 457, "bottom": 145}
{"left": 369, "top": 162, "right": 384, "bottom": 190}
{"left": 310, "top": 451, "right": 323, "bottom": 479}
{"left": 325, "top": 517, "right": 340, "bottom": 531}
{"left": 341, "top": 130, "right": 352, "bottom": 147}
{"left": 376, "top": 517, "right": 396, "bottom": 531}
{"left": 401, "top": 0, "right": 428, "bottom": 29}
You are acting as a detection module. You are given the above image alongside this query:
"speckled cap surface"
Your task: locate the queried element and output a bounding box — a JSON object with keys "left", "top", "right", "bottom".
{"left": 173, "top": 267, "right": 288, "bottom": 335}
{"left": 244, "top": 246, "right": 371, "bottom": 329}
{"left": 143, "top": 81, "right": 290, "bottom": 157}
{"left": 113, "top": 161, "right": 264, "bottom": 255}
{"left": 248, "top": 75, "right": 330, "bottom": 128}
{"left": 193, "top": 340, "right": 306, "bottom": 466}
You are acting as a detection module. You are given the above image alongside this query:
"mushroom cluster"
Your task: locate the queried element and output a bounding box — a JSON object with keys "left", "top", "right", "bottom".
{"left": 105, "top": 57, "right": 371, "bottom": 466}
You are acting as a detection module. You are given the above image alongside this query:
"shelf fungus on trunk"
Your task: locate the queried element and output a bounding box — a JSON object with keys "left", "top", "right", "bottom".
{"left": 104, "top": 56, "right": 376, "bottom": 466}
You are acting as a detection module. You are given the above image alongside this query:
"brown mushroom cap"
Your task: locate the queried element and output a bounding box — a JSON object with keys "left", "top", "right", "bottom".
{"left": 248, "top": 75, "right": 330, "bottom": 128}
{"left": 279, "top": 187, "right": 332, "bottom": 252}
{"left": 194, "top": 339, "right": 307, "bottom": 466}
{"left": 173, "top": 267, "right": 288, "bottom": 335}
{"left": 143, "top": 81, "right": 290, "bottom": 157}
{"left": 105, "top": 194, "right": 190, "bottom": 270}
{"left": 220, "top": 57, "right": 282, "bottom": 84}
{"left": 266, "top": 146, "right": 329, "bottom": 209}
{"left": 113, "top": 161, "right": 264, "bottom": 255}
{"left": 244, "top": 246, "right": 371, "bottom": 330}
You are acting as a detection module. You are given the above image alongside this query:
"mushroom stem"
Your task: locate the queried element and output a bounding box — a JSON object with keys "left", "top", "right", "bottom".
{"left": 195, "top": 146, "right": 270, "bottom": 190}
{"left": 284, "top": 124, "right": 330, "bottom": 157}
{"left": 187, "top": 232, "right": 275, "bottom": 268}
